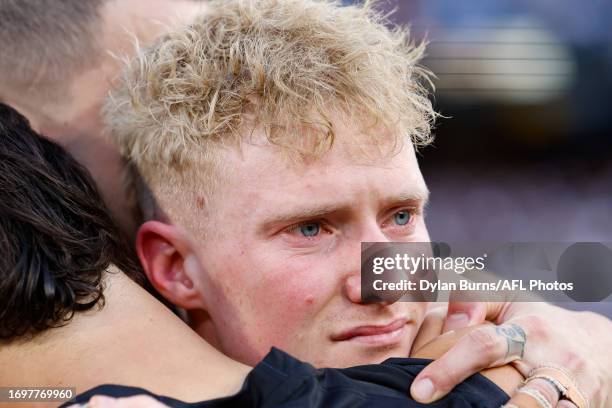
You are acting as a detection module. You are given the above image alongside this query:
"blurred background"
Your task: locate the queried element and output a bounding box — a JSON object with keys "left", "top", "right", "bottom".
{"left": 347, "top": 0, "right": 612, "bottom": 315}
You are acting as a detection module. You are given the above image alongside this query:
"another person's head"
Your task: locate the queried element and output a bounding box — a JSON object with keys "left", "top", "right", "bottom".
{"left": 0, "top": 103, "right": 141, "bottom": 340}
{"left": 107, "top": 0, "right": 436, "bottom": 367}
{"left": 0, "top": 0, "right": 207, "bottom": 234}
{"left": 0, "top": 0, "right": 205, "bottom": 135}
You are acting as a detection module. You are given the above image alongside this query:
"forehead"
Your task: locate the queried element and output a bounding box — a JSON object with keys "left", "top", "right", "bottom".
{"left": 212, "top": 122, "right": 428, "bottom": 213}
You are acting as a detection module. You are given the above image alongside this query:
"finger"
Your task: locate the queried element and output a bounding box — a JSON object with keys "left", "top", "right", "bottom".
{"left": 502, "top": 391, "right": 547, "bottom": 408}
{"left": 556, "top": 400, "right": 578, "bottom": 408}
{"left": 88, "top": 395, "right": 169, "bottom": 408}
{"left": 505, "top": 378, "right": 562, "bottom": 408}
{"left": 88, "top": 395, "right": 118, "bottom": 408}
{"left": 411, "top": 306, "right": 446, "bottom": 353}
{"left": 411, "top": 323, "right": 526, "bottom": 403}
{"left": 112, "top": 395, "right": 169, "bottom": 408}
{"left": 443, "top": 298, "right": 508, "bottom": 332}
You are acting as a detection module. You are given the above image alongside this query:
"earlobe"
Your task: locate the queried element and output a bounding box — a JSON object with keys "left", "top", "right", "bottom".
{"left": 136, "top": 221, "right": 204, "bottom": 309}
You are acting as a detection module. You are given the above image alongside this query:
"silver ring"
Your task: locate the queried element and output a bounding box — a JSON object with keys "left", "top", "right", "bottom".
{"left": 518, "top": 386, "right": 554, "bottom": 408}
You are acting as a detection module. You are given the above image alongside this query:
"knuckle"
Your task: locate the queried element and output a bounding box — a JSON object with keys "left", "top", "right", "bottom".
{"left": 427, "top": 358, "right": 459, "bottom": 391}
{"left": 562, "top": 350, "right": 587, "bottom": 373}
{"left": 466, "top": 328, "right": 499, "bottom": 359}
{"left": 520, "top": 314, "right": 550, "bottom": 342}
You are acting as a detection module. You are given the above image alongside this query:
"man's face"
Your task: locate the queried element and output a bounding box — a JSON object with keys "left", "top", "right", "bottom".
{"left": 190, "top": 121, "right": 430, "bottom": 367}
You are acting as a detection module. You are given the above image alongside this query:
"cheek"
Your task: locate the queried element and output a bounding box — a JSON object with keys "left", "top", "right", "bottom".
{"left": 250, "top": 255, "right": 335, "bottom": 319}
{"left": 243, "top": 256, "right": 339, "bottom": 353}
{"left": 202, "top": 247, "right": 338, "bottom": 356}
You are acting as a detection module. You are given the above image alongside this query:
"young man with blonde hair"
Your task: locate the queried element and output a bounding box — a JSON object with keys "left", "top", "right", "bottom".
{"left": 108, "top": 0, "right": 435, "bottom": 368}
{"left": 104, "top": 1, "right": 611, "bottom": 406}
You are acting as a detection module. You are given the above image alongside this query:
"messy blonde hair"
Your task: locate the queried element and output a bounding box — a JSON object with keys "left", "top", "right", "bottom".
{"left": 105, "top": 0, "right": 435, "bottom": 226}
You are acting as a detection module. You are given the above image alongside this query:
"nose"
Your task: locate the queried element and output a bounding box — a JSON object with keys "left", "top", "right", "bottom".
{"left": 345, "top": 268, "right": 404, "bottom": 306}
{"left": 343, "top": 223, "right": 398, "bottom": 306}
{"left": 344, "top": 274, "right": 363, "bottom": 304}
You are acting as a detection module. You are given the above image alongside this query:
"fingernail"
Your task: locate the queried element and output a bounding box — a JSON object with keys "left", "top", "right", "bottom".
{"left": 444, "top": 313, "right": 469, "bottom": 331}
{"left": 89, "top": 395, "right": 118, "bottom": 408}
{"left": 412, "top": 378, "right": 435, "bottom": 402}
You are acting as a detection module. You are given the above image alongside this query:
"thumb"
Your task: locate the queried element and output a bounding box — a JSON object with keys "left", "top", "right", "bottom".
{"left": 443, "top": 300, "right": 507, "bottom": 332}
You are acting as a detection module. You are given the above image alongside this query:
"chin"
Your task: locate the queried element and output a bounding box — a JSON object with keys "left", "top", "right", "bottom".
{"left": 313, "top": 342, "right": 411, "bottom": 368}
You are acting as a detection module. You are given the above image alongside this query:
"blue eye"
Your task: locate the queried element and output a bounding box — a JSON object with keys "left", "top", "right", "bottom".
{"left": 299, "top": 222, "right": 320, "bottom": 237}
{"left": 394, "top": 210, "right": 411, "bottom": 226}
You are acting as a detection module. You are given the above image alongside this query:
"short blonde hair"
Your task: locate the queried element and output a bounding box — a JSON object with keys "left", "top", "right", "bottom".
{"left": 105, "top": 0, "right": 435, "bottom": 226}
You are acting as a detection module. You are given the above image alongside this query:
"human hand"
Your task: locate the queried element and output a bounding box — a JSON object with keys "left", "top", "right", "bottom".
{"left": 410, "top": 301, "right": 611, "bottom": 407}
{"left": 67, "top": 394, "right": 170, "bottom": 408}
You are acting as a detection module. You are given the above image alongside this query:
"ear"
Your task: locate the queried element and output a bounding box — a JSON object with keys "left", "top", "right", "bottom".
{"left": 136, "top": 220, "right": 205, "bottom": 309}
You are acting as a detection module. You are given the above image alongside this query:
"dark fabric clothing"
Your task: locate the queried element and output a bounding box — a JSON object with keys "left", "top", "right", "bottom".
{"left": 62, "top": 348, "right": 509, "bottom": 407}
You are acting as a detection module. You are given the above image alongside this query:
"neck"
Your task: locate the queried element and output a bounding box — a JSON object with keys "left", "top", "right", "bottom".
{"left": 188, "top": 308, "right": 226, "bottom": 353}
{"left": 0, "top": 267, "right": 250, "bottom": 402}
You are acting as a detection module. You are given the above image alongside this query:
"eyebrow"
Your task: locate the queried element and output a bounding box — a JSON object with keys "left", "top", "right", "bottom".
{"left": 258, "top": 187, "right": 430, "bottom": 232}
{"left": 392, "top": 188, "right": 430, "bottom": 208}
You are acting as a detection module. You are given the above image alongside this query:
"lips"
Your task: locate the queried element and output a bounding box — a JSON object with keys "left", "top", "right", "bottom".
{"left": 331, "top": 318, "right": 408, "bottom": 342}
